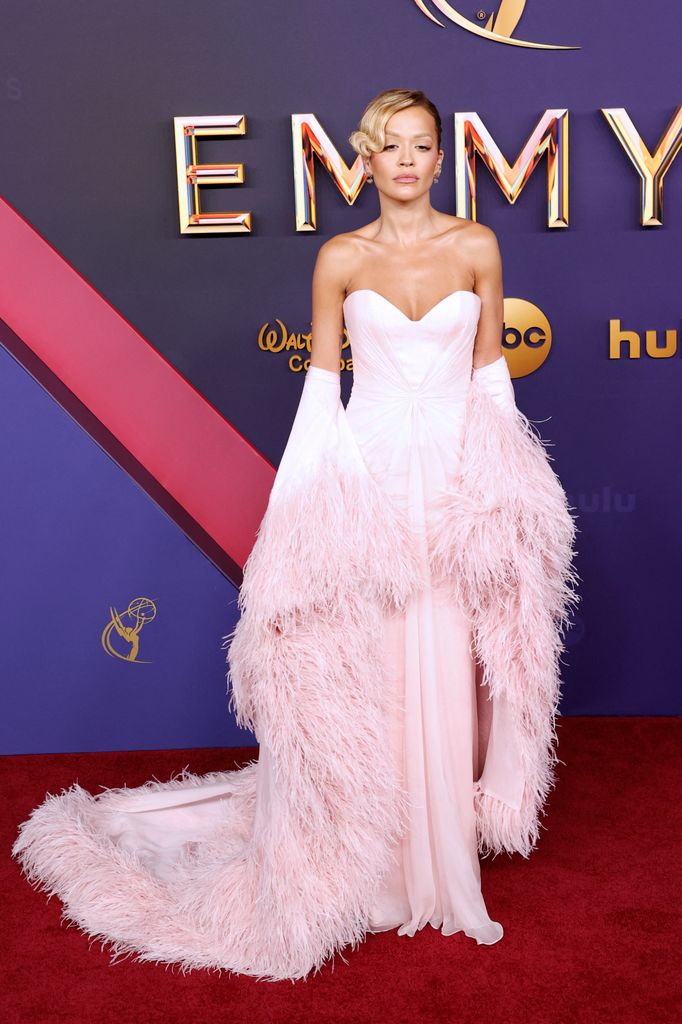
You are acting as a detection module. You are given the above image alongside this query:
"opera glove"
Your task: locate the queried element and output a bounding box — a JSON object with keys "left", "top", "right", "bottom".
{"left": 471, "top": 354, "right": 516, "bottom": 413}
{"left": 270, "top": 365, "right": 341, "bottom": 502}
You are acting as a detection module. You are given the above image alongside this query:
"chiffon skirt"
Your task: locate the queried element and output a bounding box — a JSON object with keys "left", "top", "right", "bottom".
{"left": 368, "top": 571, "right": 504, "bottom": 945}
{"left": 345, "top": 375, "right": 504, "bottom": 945}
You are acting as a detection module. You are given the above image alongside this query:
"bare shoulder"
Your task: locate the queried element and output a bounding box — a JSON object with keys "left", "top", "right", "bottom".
{"left": 453, "top": 219, "right": 502, "bottom": 281}
{"left": 315, "top": 229, "right": 363, "bottom": 264}
{"left": 453, "top": 217, "right": 500, "bottom": 253}
{"left": 456, "top": 219, "right": 499, "bottom": 260}
{"left": 321, "top": 222, "right": 382, "bottom": 255}
{"left": 435, "top": 214, "right": 500, "bottom": 258}
{"left": 313, "top": 225, "right": 378, "bottom": 292}
{"left": 315, "top": 228, "right": 364, "bottom": 266}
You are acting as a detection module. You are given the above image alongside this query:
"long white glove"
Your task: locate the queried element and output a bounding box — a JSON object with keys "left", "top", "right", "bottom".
{"left": 269, "top": 365, "right": 341, "bottom": 502}
{"left": 471, "top": 353, "right": 516, "bottom": 412}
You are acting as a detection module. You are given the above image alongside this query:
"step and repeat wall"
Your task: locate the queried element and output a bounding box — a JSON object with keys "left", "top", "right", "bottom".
{"left": 1, "top": 1, "right": 679, "bottom": 753}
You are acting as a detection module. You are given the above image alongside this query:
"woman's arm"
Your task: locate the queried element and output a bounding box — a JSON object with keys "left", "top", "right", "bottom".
{"left": 309, "top": 236, "right": 352, "bottom": 373}
{"left": 470, "top": 224, "right": 505, "bottom": 371}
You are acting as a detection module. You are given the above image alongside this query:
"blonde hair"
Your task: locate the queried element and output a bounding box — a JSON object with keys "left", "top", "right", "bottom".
{"left": 348, "top": 88, "right": 442, "bottom": 157}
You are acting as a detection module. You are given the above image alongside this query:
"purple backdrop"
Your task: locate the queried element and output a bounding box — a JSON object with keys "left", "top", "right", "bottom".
{"left": 1, "top": 1, "right": 680, "bottom": 753}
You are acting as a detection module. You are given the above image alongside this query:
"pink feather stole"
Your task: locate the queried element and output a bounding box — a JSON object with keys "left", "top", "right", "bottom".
{"left": 427, "top": 371, "right": 580, "bottom": 858}
{"left": 222, "top": 387, "right": 426, "bottom": 978}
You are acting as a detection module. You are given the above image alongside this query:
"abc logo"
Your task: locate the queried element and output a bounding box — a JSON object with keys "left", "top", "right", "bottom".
{"left": 502, "top": 299, "right": 552, "bottom": 378}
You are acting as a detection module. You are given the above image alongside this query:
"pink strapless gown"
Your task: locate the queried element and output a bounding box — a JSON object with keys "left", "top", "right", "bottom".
{"left": 12, "top": 287, "right": 526, "bottom": 981}
{"left": 343, "top": 288, "right": 502, "bottom": 945}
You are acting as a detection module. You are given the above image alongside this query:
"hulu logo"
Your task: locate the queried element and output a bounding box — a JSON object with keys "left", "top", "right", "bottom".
{"left": 609, "top": 320, "right": 679, "bottom": 359}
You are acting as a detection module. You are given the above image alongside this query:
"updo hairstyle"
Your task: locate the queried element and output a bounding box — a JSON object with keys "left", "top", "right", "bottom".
{"left": 348, "top": 88, "right": 442, "bottom": 158}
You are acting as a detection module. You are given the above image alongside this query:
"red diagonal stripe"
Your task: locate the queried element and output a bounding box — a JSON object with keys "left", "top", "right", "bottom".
{"left": 0, "top": 195, "right": 275, "bottom": 574}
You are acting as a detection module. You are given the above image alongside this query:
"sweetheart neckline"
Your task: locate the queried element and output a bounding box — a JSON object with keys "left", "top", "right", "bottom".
{"left": 342, "top": 288, "right": 480, "bottom": 324}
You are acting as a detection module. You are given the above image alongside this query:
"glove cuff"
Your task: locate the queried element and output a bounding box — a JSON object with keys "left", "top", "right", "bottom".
{"left": 472, "top": 354, "right": 515, "bottom": 412}
{"left": 270, "top": 364, "right": 341, "bottom": 499}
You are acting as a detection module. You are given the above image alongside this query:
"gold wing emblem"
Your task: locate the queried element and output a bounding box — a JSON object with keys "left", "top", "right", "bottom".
{"left": 412, "top": 0, "right": 579, "bottom": 50}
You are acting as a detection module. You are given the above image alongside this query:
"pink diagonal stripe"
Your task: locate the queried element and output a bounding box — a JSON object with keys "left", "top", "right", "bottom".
{"left": 0, "top": 195, "right": 275, "bottom": 569}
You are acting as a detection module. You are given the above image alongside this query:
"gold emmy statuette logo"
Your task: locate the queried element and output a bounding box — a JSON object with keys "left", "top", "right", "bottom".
{"left": 502, "top": 298, "right": 552, "bottom": 378}
{"left": 101, "top": 597, "right": 157, "bottom": 663}
{"left": 413, "top": 1, "right": 579, "bottom": 50}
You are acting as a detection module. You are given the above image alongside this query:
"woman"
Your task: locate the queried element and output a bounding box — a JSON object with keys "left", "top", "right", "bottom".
{"left": 12, "top": 88, "right": 579, "bottom": 981}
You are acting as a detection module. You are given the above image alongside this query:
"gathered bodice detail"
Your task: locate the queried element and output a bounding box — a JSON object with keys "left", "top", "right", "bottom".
{"left": 343, "top": 289, "right": 482, "bottom": 524}
{"left": 344, "top": 289, "right": 480, "bottom": 399}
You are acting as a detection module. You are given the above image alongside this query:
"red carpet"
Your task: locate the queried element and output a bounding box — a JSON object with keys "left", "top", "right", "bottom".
{"left": 2, "top": 718, "right": 680, "bottom": 1024}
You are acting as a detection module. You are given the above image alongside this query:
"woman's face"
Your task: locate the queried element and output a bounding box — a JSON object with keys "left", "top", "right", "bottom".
{"left": 366, "top": 106, "right": 442, "bottom": 197}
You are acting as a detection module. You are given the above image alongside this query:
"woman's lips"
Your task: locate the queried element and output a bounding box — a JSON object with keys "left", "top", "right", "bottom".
{"left": 395, "top": 176, "right": 417, "bottom": 182}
